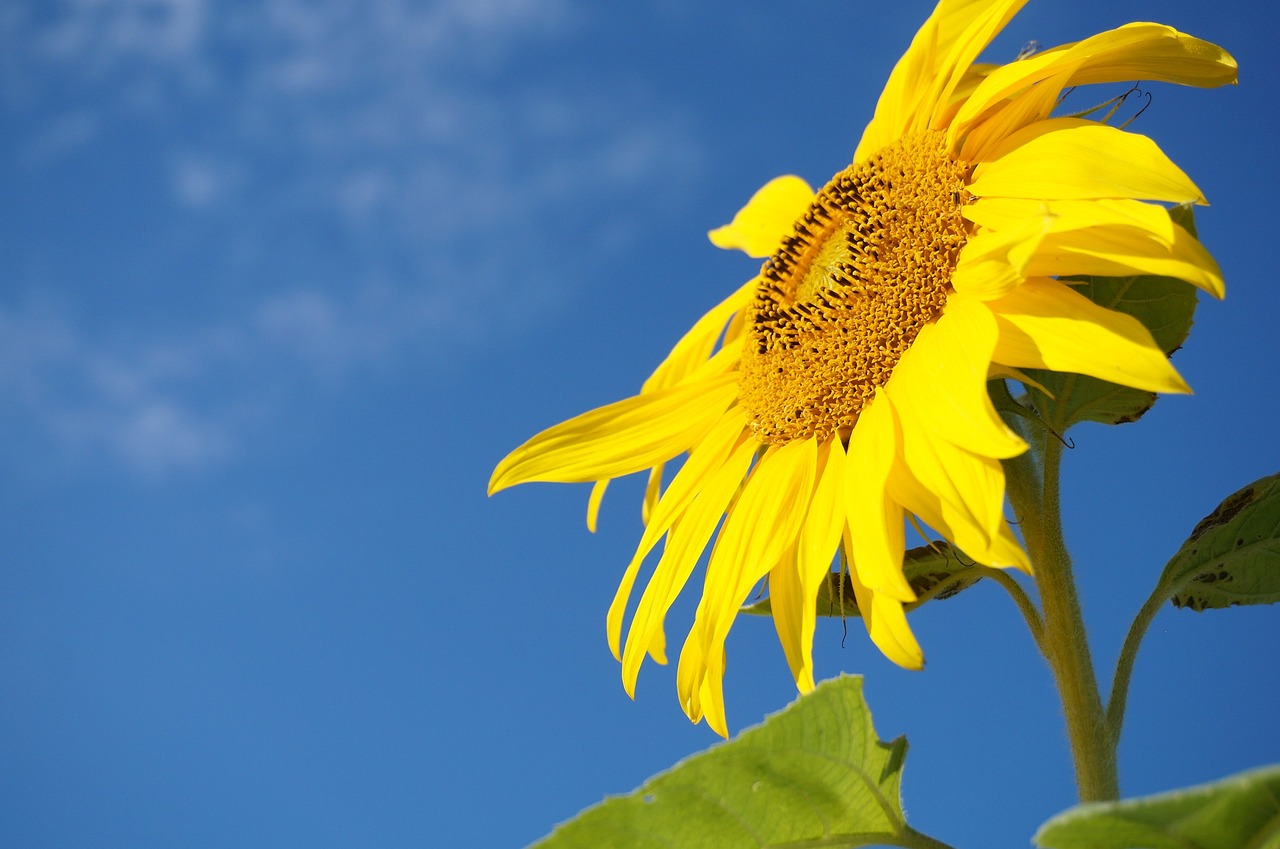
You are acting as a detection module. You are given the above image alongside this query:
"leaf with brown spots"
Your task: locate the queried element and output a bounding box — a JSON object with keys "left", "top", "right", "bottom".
{"left": 1158, "top": 472, "right": 1280, "bottom": 612}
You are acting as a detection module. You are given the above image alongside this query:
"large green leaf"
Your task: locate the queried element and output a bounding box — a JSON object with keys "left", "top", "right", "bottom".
{"left": 1034, "top": 764, "right": 1280, "bottom": 849}
{"left": 1157, "top": 472, "right": 1280, "bottom": 611}
{"left": 527, "top": 676, "right": 930, "bottom": 849}
{"left": 1021, "top": 205, "right": 1200, "bottom": 432}
{"left": 742, "top": 542, "right": 982, "bottom": 618}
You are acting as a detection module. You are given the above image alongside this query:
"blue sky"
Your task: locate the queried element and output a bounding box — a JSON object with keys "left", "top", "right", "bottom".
{"left": 2, "top": 1, "right": 1277, "bottom": 847}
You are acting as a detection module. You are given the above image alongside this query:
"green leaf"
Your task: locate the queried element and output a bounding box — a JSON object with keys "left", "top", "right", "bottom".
{"left": 1021, "top": 205, "right": 1200, "bottom": 432}
{"left": 1157, "top": 472, "right": 1280, "bottom": 611}
{"left": 527, "top": 676, "right": 925, "bottom": 849}
{"left": 741, "top": 542, "right": 982, "bottom": 618}
{"left": 1034, "top": 764, "right": 1280, "bottom": 849}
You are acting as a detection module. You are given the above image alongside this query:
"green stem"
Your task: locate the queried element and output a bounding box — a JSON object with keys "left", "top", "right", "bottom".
{"left": 1105, "top": 584, "right": 1166, "bottom": 746}
{"left": 978, "top": 565, "right": 1046, "bottom": 655}
{"left": 1022, "top": 438, "right": 1119, "bottom": 802}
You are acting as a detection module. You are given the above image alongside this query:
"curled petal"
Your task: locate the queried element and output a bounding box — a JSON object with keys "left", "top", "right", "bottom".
{"left": 708, "top": 176, "right": 815, "bottom": 258}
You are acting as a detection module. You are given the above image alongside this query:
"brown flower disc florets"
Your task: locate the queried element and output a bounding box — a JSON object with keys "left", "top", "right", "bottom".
{"left": 739, "top": 130, "right": 972, "bottom": 444}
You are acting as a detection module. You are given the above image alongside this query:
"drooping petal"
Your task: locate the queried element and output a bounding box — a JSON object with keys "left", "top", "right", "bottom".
{"left": 954, "top": 24, "right": 1237, "bottom": 140}
{"left": 1026, "top": 223, "right": 1225, "bottom": 298}
{"left": 965, "top": 197, "right": 1224, "bottom": 297}
{"left": 606, "top": 408, "right": 749, "bottom": 662}
{"left": 887, "top": 296, "right": 1027, "bottom": 458}
{"left": 765, "top": 545, "right": 808, "bottom": 690}
{"left": 675, "top": 624, "right": 707, "bottom": 724}
{"left": 841, "top": 527, "right": 925, "bottom": 670}
{"left": 683, "top": 438, "right": 817, "bottom": 735}
{"left": 844, "top": 391, "right": 913, "bottom": 602}
{"left": 1062, "top": 23, "right": 1237, "bottom": 89}
{"left": 707, "top": 176, "right": 815, "bottom": 258}
{"left": 989, "top": 277, "right": 1191, "bottom": 393}
{"left": 489, "top": 373, "right": 737, "bottom": 492}
{"left": 641, "top": 464, "right": 665, "bottom": 525}
{"left": 866, "top": 591, "right": 925, "bottom": 671}
{"left": 969, "top": 118, "right": 1206, "bottom": 203}
{"left": 622, "top": 435, "right": 757, "bottom": 696}
{"left": 787, "top": 438, "right": 848, "bottom": 692}
{"left": 884, "top": 382, "right": 1029, "bottom": 572}
{"left": 586, "top": 478, "right": 608, "bottom": 532}
{"left": 618, "top": 433, "right": 756, "bottom": 693}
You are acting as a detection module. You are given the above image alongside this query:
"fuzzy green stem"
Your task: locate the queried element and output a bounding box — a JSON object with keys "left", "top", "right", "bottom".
{"left": 1024, "top": 438, "right": 1119, "bottom": 802}
{"left": 1106, "top": 583, "right": 1166, "bottom": 745}
{"left": 979, "top": 565, "right": 1047, "bottom": 655}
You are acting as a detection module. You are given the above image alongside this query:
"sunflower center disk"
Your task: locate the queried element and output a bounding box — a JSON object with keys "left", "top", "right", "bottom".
{"left": 739, "top": 131, "right": 971, "bottom": 444}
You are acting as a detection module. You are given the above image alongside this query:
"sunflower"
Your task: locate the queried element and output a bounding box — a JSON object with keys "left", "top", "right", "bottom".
{"left": 490, "top": 0, "right": 1236, "bottom": 736}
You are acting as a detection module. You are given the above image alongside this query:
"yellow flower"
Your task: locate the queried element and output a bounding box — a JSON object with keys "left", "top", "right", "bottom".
{"left": 490, "top": 0, "right": 1236, "bottom": 736}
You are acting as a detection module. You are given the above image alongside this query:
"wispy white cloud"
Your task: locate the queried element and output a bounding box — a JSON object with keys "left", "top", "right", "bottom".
{"left": 2, "top": 0, "right": 704, "bottom": 477}
{"left": 0, "top": 282, "right": 455, "bottom": 476}
{"left": 0, "top": 299, "right": 234, "bottom": 475}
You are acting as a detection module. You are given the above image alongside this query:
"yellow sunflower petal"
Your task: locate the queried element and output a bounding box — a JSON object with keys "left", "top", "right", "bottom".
{"left": 867, "top": 590, "right": 925, "bottom": 670}
{"left": 696, "top": 440, "right": 817, "bottom": 655}
{"left": 618, "top": 434, "right": 756, "bottom": 694}
{"left": 700, "top": 643, "right": 731, "bottom": 738}
{"left": 855, "top": 11, "right": 939, "bottom": 160}
{"left": 641, "top": 464, "right": 665, "bottom": 525}
{"left": 1027, "top": 223, "right": 1225, "bottom": 299}
{"left": 684, "top": 439, "right": 817, "bottom": 733}
{"left": 857, "top": 0, "right": 1028, "bottom": 158}
{"left": 844, "top": 391, "right": 913, "bottom": 602}
{"left": 841, "top": 527, "right": 925, "bottom": 670}
{"left": 676, "top": 625, "right": 707, "bottom": 723}
{"left": 643, "top": 278, "right": 754, "bottom": 392}
{"left": 586, "top": 478, "right": 609, "bottom": 532}
{"left": 607, "top": 409, "right": 749, "bottom": 662}
{"left": 918, "top": 0, "right": 1030, "bottom": 132}
{"left": 489, "top": 373, "right": 737, "bottom": 492}
{"left": 707, "top": 176, "right": 815, "bottom": 258}
{"left": 952, "top": 210, "right": 1053, "bottom": 300}
{"left": 955, "top": 23, "right": 1237, "bottom": 139}
{"left": 957, "top": 65, "right": 1077, "bottom": 162}
{"left": 1063, "top": 24, "right": 1237, "bottom": 88}
{"left": 770, "top": 442, "right": 850, "bottom": 695}
{"left": 644, "top": 622, "right": 667, "bottom": 665}
{"left": 884, "top": 391, "right": 1028, "bottom": 571}
{"left": 966, "top": 196, "right": 1176, "bottom": 243}
{"left": 969, "top": 118, "right": 1205, "bottom": 203}
{"left": 989, "top": 277, "right": 1191, "bottom": 393}
{"left": 888, "top": 296, "right": 1028, "bottom": 459}
{"left": 766, "top": 545, "right": 809, "bottom": 690}
{"left": 966, "top": 197, "right": 1223, "bottom": 297}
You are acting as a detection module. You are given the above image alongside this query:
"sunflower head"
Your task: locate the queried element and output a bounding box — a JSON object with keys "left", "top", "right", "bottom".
{"left": 491, "top": 0, "right": 1236, "bottom": 737}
